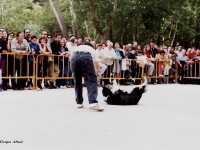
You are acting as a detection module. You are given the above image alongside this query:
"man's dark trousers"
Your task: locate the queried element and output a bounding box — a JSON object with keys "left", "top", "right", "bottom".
{"left": 70, "top": 51, "right": 98, "bottom": 104}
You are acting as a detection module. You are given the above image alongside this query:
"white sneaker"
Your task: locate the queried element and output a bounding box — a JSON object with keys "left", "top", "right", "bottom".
{"left": 77, "top": 104, "right": 83, "bottom": 108}
{"left": 89, "top": 103, "right": 104, "bottom": 111}
{"left": 60, "top": 86, "right": 64, "bottom": 89}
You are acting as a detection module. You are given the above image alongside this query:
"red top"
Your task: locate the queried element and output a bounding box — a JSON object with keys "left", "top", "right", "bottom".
{"left": 144, "top": 51, "right": 151, "bottom": 58}
{"left": 41, "top": 44, "right": 49, "bottom": 52}
{"left": 188, "top": 52, "right": 196, "bottom": 59}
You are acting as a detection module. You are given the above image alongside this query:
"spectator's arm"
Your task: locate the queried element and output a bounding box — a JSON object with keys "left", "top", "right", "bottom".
{"left": 94, "top": 61, "right": 100, "bottom": 73}
{"left": 11, "top": 40, "right": 24, "bottom": 54}
{"left": 2, "top": 41, "right": 7, "bottom": 52}
{"left": 121, "top": 51, "right": 125, "bottom": 59}
{"left": 35, "top": 45, "right": 41, "bottom": 54}
{"left": 40, "top": 44, "right": 46, "bottom": 54}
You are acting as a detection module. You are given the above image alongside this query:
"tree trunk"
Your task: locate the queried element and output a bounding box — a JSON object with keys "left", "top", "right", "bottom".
{"left": 135, "top": 15, "right": 140, "bottom": 42}
{"left": 56, "top": 0, "right": 68, "bottom": 38}
{"left": 100, "top": 34, "right": 105, "bottom": 43}
{"left": 68, "top": 0, "right": 76, "bottom": 35}
{"left": 109, "top": 25, "right": 113, "bottom": 42}
{"left": 48, "top": 0, "right": 68, "bottom": 37}
{"left": 84, "top": 20, "right": 90, "bottom": 38}
{"left": 171, "top": 22, "right": 178, "bottom": 46}
{"left": 168, "top": 21, "right": 173, "bottom": 39}
{"left": 121, "top": 21, "right": 128, "bottom": 44}
{"left": 132, "top": 17, "right": 135, "bottom": 43}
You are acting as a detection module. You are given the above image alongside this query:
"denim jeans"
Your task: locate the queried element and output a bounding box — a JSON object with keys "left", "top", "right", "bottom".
{"left": 58, "top": 60, "right": 68, "bottom": 86}
{"left": 70, "top": 51, "right": 98, "bottom": 104}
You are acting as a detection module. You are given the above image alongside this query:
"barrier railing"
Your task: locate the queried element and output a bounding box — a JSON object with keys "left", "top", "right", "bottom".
{"left": 180, "top": 61, "right": 200, "bottom": 80}
{"left": 2, "top": 52, "right": 200, "bottom": 91}
{"left": 99, "top": 58, "right": 144, "bottom": 84}
{"left": 1, "top": 53, "right": 35, "bottom": 90}
{"left": 35, "top": 54, "right": 73, "bottom": 88}
{"left": 143, "top": 60, "right": 178, "bottom": 84}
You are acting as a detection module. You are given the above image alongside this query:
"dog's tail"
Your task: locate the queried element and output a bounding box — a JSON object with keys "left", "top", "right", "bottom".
{"left": 138, "top": 77, "right": 147, "bottom": 93}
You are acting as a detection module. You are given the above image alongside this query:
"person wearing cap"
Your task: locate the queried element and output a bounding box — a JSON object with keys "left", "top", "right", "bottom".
{"left": 70, "top": 42, "right": 104, "bottom": 111}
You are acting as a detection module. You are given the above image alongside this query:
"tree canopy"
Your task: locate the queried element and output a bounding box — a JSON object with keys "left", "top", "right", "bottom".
{"left": 0, "top": 0, "right": 200, "bottom": 47}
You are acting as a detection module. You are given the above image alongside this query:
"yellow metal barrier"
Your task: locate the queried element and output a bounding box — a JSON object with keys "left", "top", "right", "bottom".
{"left": 4, "top": 52, "right": 200, "bottom": 90}
{"left": 1, "top": 53, "right": 35, "bottom": 89}
{"left": 142, "top": 60, "right": 178, "bottom": 84}
{"left": 181, "top": 61, "right": 200, "bottom": 80}
{"left": 35, "top": 54, "right": 73, "bottom": 89}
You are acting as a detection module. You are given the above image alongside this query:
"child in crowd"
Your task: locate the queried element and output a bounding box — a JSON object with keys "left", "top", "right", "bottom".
{"left": 164, "top": 54, "right": 172, "bottom": 76}
{"left": 28, "top": 35, "right": 42, "bottom": 90}
{"left": 156, "top": 50, "right": 165, "bottom": 77}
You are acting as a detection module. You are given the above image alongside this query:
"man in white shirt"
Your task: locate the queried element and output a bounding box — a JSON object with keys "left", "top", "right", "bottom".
{"left": 70, "top": 42, "right": 104, "bottom": 111}
{"left": 136, "top": 50, "right": 154, "bottom": 76}
{"left": 11, "top": 31, "right": 29, "bottom": 90}
{"left": 66, "top": 35, "right": 77, "bottom": 53}
{"left": 175, "top": 46, "right": 182, "bottom": 60}
{"left": 66, "top": 35, "right": 77, "bottom": 87}
{"left": 102, "top": 41, "right": 117, "bottom": 85}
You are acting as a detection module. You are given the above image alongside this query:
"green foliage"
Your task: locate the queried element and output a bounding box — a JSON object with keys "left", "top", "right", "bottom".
{"left": 1, "top": 0, "right": 200, "bottom": 47}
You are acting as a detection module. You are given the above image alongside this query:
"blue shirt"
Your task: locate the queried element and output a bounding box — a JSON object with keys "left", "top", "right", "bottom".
{"left": 28, "top": 42, "right": 40, "bottom": 61}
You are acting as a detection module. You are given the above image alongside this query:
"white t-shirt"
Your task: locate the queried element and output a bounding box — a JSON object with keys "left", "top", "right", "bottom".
{"left": 102, "top": 47, "right": 117, "bottom": 65}
{"left": 66, "top": 41, "right": 77, "bottom": 52}
{"left": 96, "top": 49, "right": 105, "bottom": 62}
{"left": 136, "top": 55, "right": 147, "bottom": 66}
{"left": 73, "top": 45, "right": 98, "bottom": 62}
{"left": 175, "top": 51, "right": 182, "bottom": 60}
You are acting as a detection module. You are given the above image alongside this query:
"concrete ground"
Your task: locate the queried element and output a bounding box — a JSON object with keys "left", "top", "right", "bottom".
{"left": 0, "top": 84, "right": 200, "bottom": 150}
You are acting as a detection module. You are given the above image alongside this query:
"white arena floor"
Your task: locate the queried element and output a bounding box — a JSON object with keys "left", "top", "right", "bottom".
{"left": 0, "top": 84, "right": 200, "bottom": 150}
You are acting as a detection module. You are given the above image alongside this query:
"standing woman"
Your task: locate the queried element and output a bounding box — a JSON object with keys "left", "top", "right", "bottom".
{"left": 57, "top": 39, "right": 70, "bottom": 88}
{"left": 112, "top": 42, "right": 125, "bottom": 83}
{"left": 39, "top": 37, "right": 52, "bottom": 88}
{"left": 5, "top": 32, "right": 15, "bottom": 89}
{"left": 0, "top": 30, "right": 8, "bottom": 90}
{"left": 2, "top": 31, "right": 7, "bottom": 40}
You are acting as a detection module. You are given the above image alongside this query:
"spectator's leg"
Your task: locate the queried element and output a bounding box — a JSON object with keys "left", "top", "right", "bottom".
{"left": 98, "top": 63, "right": 107, "bottom": 77}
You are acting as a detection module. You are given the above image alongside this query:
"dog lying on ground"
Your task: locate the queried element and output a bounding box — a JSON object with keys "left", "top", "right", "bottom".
{"left": 102, "top": 78, "right": 147, "bottom": 105}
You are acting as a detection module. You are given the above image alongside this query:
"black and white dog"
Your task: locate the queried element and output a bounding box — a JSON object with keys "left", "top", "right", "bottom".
{"left": 102, "top": 78, "right": 147, "bottom": 105}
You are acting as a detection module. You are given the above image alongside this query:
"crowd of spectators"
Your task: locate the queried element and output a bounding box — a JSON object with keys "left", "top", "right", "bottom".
{"left": 1, "top": 27, "right": 200, "bottom": 91}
